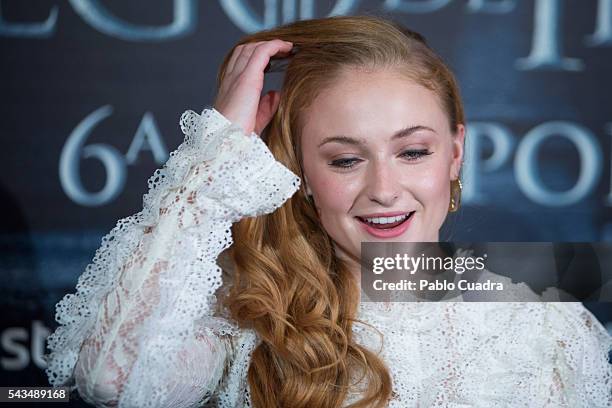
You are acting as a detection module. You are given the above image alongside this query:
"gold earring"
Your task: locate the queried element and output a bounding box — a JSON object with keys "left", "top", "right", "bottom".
{"left": 448, "top": 178, "right": 462, "bottom": 213}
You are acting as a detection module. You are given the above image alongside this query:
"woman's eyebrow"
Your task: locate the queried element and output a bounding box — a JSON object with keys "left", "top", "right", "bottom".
{"left": 317, "top": 125, "right": 436, "bottom": 148}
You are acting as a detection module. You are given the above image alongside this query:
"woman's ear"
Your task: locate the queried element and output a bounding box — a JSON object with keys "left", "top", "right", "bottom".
{"left": 450, "top": 124, "right": 466, "bottom": 179}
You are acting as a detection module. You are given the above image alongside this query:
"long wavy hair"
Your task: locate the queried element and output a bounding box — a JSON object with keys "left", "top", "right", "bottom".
{"left": 216, "top": 14, "right": 465, "bottom": 408}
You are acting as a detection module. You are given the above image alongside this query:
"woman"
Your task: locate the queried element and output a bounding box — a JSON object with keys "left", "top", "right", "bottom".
{"left": 44, "top": 15, "right": 611, "bottom": 408}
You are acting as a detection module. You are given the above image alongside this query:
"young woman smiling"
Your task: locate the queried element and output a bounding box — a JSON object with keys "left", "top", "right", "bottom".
{"left": 45, "top": 15, "right": 611, "bottom": 408}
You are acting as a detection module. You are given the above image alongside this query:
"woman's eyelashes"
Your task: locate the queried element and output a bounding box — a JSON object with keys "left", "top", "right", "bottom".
{"left": 328, "top": 149, "right": 433, "bottom": 169}
{"left": 401, "top": 148, "right": 432, "bottom": 160}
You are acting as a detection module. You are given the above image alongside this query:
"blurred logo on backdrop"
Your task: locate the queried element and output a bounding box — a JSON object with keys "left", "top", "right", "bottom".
{"left": 3, "top": 1, "right": 609, "bottom": 208}
{"left": 58, "top": 108, "right": 611, "bottom": 208}
{"left": 1, "top": 0, "right": 611, "bottom": 62}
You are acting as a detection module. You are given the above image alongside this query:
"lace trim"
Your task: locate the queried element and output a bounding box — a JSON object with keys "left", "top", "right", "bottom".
{"left": 44, "top": 108, "right": 301, "bottom": 399}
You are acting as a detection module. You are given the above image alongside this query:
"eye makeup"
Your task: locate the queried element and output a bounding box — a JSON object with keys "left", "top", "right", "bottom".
{"left": 328, "top": 148, "right": 432, "bottom": 169}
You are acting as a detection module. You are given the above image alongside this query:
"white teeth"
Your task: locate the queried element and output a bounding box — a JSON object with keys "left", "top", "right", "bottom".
{"left": 363, "top": 213, "right": 409, "bottom": 224}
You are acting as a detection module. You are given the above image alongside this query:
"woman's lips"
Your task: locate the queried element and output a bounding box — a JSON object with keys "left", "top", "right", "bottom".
{"left": 355, "top": 212, "right": 414, "bottom": 239}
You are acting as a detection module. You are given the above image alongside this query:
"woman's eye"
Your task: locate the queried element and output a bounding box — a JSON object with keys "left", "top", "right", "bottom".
{"left": 329, "top": 157, "right": 363, "bottom": 169}
{"left": 329, "top": 149, "right": 431, "bottom": 169}
{"left": 401, "top": 149, "right": 432, "bottom": 160}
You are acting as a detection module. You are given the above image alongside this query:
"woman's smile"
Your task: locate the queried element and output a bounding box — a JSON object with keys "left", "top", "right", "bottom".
{"left": 355, "top": 211, "right": 415, "bottom": 238}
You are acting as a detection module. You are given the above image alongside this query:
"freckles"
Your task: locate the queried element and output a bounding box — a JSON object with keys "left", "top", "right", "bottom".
{"left": 311, "top": 179, "right": 336, "bottom": 209}
{"left": 320, "top": 177, "right": 351, "bottom": 197}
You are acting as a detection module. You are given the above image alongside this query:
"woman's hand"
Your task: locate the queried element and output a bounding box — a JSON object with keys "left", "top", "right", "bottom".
{"left": 214, "top": 39, "right": 293, "bottom": 136}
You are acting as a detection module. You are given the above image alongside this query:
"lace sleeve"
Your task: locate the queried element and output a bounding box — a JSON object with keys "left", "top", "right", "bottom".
{"left": 43, "top": 107, "right": 301, "bottom": 408}
{"left": 540, "top": 302, "right": 612, "bottom": 407}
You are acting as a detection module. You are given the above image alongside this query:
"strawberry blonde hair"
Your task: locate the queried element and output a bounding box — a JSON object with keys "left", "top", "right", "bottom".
{"left": 216, "top": 14, "right": 465, "bottom": 408}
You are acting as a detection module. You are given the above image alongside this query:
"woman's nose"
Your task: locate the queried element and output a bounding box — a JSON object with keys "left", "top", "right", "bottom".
{"left": 365, "top": 161, "right": 400, "bottom": 206}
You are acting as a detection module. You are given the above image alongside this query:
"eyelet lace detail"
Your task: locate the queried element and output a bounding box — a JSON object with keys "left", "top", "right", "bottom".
{"left": 44, "top": 107, "right": 300, "bottom": 407}
{"left": 44, "top": 108, "right": 610, "bottom": 407}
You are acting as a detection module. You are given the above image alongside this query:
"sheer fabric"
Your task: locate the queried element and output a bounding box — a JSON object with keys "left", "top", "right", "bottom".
{"left": 45, "top": 108, "right": 612, "bottom": 407}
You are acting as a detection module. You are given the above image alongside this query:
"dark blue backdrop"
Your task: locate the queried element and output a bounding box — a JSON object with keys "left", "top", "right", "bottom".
{"left": 1, "top": 1, "right": 611, "bottom": 403}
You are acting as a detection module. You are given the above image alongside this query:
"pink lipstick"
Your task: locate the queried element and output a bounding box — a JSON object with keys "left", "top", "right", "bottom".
{"left": 355, "top": 211, "right": 414, "bottom": 239}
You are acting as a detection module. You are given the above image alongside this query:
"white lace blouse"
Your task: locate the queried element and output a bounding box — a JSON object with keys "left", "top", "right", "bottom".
{"left": 44, "top": 107, "right": 612, "bottom": 408}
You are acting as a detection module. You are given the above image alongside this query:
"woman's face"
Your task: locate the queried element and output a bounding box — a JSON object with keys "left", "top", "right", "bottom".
{"left": 300, "top": 68, "right": 465, "bottom": 265}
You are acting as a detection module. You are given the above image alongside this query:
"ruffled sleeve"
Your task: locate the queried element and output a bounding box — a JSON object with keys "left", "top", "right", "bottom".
{"left": 43, "top": 107, "right": 301, "bottom": 407}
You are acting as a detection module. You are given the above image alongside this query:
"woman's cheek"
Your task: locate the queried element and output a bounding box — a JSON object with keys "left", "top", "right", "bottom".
{"left": 316, "top": 175, "right": 358, "bottom": 210}
{"left": 324, "top": 175, "right": 362, "bottom": 209}
{"left": 416, "top": 167, "right": 451, "bottom": 226}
